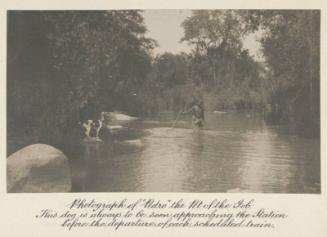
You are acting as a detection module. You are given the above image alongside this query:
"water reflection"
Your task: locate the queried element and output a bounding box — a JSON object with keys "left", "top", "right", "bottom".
{"left": 238, "top": 129, "right": 292, "bottom": 192}
{"left": 70, "top": 112, "right": 320, "bottom": 193}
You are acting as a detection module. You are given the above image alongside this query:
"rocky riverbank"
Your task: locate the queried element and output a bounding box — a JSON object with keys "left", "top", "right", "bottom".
{"left": 7, "top": 112, "right": 143, "bottom": 193}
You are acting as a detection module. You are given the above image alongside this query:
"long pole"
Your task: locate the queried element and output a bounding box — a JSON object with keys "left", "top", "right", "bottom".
{"left": 171, "top": 110, "right": 183, "bottom": 128}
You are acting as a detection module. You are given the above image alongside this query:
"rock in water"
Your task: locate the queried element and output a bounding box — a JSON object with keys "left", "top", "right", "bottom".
{"left": 213, "top": 110, "right": 227, "bottom": 114}
{"left": 101, "top": 112, "right": 138, "bottom": 125}
{"left": 108, "top": 125, "right": 126, "bottom": 134}
{"left": 121, "top": 139, "right": 143, "bottom": 148}
{"left": 7, "top": 144, "right": 72, "bottom": 193}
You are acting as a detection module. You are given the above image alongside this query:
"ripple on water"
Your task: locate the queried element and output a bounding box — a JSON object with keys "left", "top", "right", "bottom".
{"left": 71, "top": 114, "right": 320, "bottom": 193}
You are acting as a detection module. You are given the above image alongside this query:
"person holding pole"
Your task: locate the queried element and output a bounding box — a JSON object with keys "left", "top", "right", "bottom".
{"left": 182, "top": 99, "right": 205, "bottom": 128}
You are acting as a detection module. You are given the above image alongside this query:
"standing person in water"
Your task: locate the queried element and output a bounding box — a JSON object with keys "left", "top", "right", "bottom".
{"left": 89, "top": 121, "right": 98, "bottom": 138}
{"left": 183, "top": 99, "right": 205, "bottom": 128}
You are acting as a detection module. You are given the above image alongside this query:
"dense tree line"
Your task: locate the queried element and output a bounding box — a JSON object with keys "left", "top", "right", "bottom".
{"left": 249, "top": 10, "right": 320, "bottom": 137}
{"left": 7, "top": 11, "right": 156, "bottom": 152}
{"left": 7, "top": 10, "right": 320, "bottom": 154}
{"left": 179, "top": 10, "right": 319, "bottom": 136}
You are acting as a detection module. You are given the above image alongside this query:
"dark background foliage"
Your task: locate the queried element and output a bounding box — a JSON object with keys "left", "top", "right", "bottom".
{"left": 7, "top": 10, "right": 320, "bottom": 155}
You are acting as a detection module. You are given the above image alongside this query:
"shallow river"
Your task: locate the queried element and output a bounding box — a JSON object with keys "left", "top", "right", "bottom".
{"left": 70, "top": 112, "right": 320, "bottom": 193}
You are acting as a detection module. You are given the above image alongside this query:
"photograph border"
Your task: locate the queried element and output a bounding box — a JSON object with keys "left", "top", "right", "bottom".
{"left": 0, "top": 0, "right": 326, "bottom": 236}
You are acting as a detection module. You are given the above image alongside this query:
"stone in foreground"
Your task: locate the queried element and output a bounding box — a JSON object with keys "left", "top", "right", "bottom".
{"left": 7, "top": 144, "right": 71, "bottom": 193}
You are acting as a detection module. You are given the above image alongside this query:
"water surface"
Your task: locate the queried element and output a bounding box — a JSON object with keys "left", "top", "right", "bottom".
{"left": 70, "top": 112, "right": 320, "bottom": 193}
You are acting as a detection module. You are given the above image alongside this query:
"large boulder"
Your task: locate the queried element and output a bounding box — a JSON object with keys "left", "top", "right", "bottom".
{"left": 7, "top": 144, "right": 72, "bottom": 193}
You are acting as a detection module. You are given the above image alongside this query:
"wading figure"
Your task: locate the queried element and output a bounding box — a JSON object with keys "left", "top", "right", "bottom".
{"left": 183, "top": 100, "right": 205, "bottom": 128}
{"left": 89, "top": 122, "right": 98, "bottom": 138}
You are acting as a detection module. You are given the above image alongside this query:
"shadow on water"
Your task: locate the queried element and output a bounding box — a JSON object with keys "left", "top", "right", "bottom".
{"left": 69, "top": 111, "right": 320, "bottom": 193}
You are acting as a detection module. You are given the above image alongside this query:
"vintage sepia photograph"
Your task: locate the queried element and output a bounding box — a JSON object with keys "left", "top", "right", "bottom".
{"left": 7, "top": 10, "right": 320, "bottom": 193}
